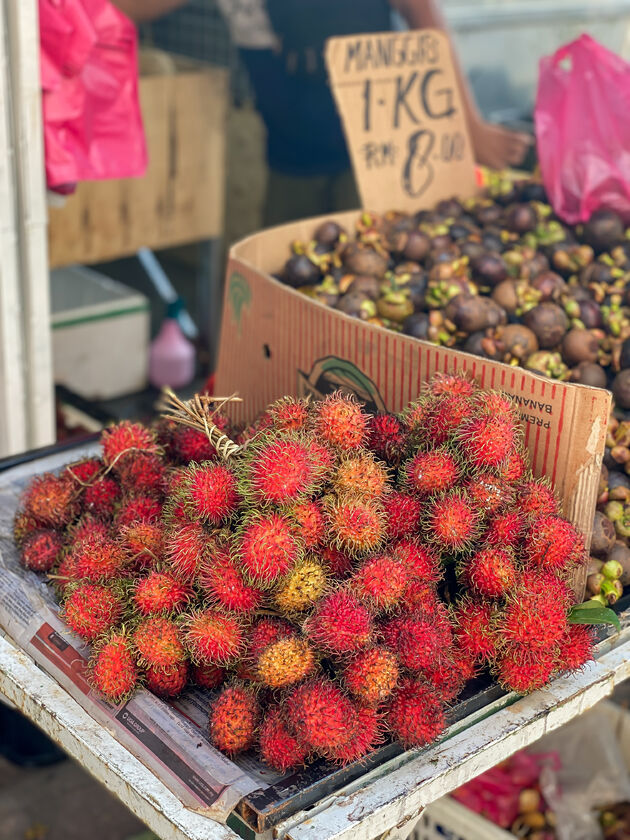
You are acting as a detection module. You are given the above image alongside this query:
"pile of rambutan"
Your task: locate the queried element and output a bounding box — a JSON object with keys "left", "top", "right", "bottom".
{"left": 13, "top": 374, "right": 595, "bottom": 773}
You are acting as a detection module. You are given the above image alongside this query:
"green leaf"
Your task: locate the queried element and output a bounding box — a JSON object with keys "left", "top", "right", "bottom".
{"left": 569, "top": 603, "right": 621, "bottom": 632}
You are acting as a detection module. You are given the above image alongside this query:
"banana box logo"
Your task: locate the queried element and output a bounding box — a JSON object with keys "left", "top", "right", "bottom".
{"left": 298, "top": 356, "right": 387, "bottom": 413}
{"left": 228, "top": 271, "right": 252, "bottom": 334}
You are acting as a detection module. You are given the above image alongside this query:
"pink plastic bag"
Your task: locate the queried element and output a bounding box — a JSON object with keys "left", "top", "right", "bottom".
{"left": 535, "top": 34, "right": 630, "bottom": 224}
{"left": 40, "top": 0, "right": 147, "bottom": 191}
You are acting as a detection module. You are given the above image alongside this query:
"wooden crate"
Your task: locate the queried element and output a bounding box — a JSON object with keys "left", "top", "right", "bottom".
{"left": 47, "top": 61, "right": 228, "bottom": 268}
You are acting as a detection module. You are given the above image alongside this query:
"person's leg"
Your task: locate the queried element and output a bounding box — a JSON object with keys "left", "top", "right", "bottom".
{"left": 329, "top": 169, "right": 361, "bottom": 213}
{"left": 263, "top": 170, "right": 330, "bottom": 227}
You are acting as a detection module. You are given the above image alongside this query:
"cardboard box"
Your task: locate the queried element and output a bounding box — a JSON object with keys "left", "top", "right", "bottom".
{"left": 215, "top": 208, "right": 611, "bottom": 593}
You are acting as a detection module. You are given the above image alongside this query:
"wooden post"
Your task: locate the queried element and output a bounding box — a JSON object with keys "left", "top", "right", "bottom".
{"left": 0, "top": 0, "right": 54, "bottom": 456}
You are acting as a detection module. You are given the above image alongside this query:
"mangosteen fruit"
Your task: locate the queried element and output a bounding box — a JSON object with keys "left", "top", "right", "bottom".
{"left": 430, "top": 234, "right": 452, "bottom": 253}
{"left": 436, "top": 198, "right": 463, "bottom": 218}
{"left": 449, "top": 222, "right": 474, "bottom": 241}
{"left": 402, "top": 230, "right": 431, "bottom": 263}
{"left": 377, "top": 291, "right": 414, "bottom": 323}
{"left": 335, "top": 292, "right": 377, "bottom": 320}
{"left": 348, "top": 275, "right": 380, "bottom": 301}
{"left": 518, "top": 182, "right": 547, "bottom": 203}
{"left": 343, "top": 243, "right": 388, "bottom": 278}
{"left": 523, "top": 302, "right": 569, "bottom": 348}
{"left": 620, "top": 336, "right": 630, "bottom": 370}
{"left": 530, "top": 271, "right": 566, "bottom": 301}
{"left": 561, "top": 328, "right": 600, "bottom": 366}
{"left": 402, "top": 312, "right": 430, "bottom": 340}
{"left": 314, "top": 220, "right": 345, "bottom": 248}
{"left": 463, "top": 331, "right": 500, "bottom": 359}
{"left": 524, "top": 350, "right": 568, "bottom": 379}
{"left": 505, "top": 203, "right": 537, "bottom": 234}
{"left": 283, "top": 254, "right": 321, "bottom": 288}
{"left": 522, "top": 253, "right": 550, "bottom": 280}
{"left": 582, "top": 208, "right": 625, "bottom": 254}
{"left": 491, "top": 280, "right": 519, "bottom": 315}
{"left": 471, "top": 253, "right": 508, "bottom": 287}
{"left": 579, "top": 261, "right": 616, "bottom": 287}
{"left": 481, "top": 231, "right": 504, "bottom": 253}
{"left": 613, "top": 369, "right": 630, "bottom": 409}
{"left": 496, "top": 323, "right": 538, "bottom": 361}
{"left": 591, "top": 511, "right": 616, "bottom": 556}
{"left": 475, "top": 204, "right": 502, "bottom": 227}
{"left": 459, "top": 241, "right": 486, "bottom": 262}
{"left": 571, "top": 361, "right": 607, "bottom": 388}
{"left": 577, "top": 299, "right": 604, "bottom": 329}
{"left": 445, "top": 295, "right": 506, "bottom": 333}
{"left": 609, "top": 541, "right": 630, "bottom": 586}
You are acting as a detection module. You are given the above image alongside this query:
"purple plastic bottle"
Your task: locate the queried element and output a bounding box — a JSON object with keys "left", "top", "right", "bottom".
{"left": 148, "top": 299, "right": 195, "bottom": 389}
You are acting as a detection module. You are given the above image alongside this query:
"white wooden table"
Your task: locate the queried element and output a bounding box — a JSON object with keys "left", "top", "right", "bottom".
{"left": 2, "top": 619, "right": 630, "bottom": 840}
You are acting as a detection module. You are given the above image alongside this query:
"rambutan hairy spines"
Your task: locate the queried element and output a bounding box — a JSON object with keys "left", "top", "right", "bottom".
{"left": 101, "top": 421, "right": 159, "bottom": 467}
{"left": 483, "top": 509, "right": 526, "bottom": 548}
{"left": 71, "top": 530, "right": 129, "bottom": 581}
{"left": 473, "top": 390, "right": 519, "bottom": 421}
{"left": 165, "top": 522, "right": 210, "bottom": 582}
{"left": 115, "top": 452, "right": 166, "bottom": 498}
{"left": 517, "top": 477, "right": 558, "bottom": 520}
{"left": 367, "top": 413, "right": 408, "bottom": 466}
{"left": 182, "top": 462, "right": 240, "bottom": 525}
{"left": 382, "top": 612, "right": 451, "bottom": 671}
{"left": 120, "top": 521, "right": 165, "bottom": 568}
{"left": 209, "top": 685, "right": 260, "bottom": 754}
{"left": 237, "top": 511, "right": 302, "bottom": 587}
{"left": 12, "top": 509, "right": 43, "bottom": 548}
{"left": 423, "top": 393, "right": 475, "bottom": 446}
{"left": 499, "top": 588, "right": 568, "bottom": 651}
{"left": 192, "top": 663, "right": 225, "bottom": 690}
{"left": 286, "top": 677, "right": 358, "bottom": 752}
{"left": 61, "top": 583, "right": 123, "bottom": 642}
{"left": 256, "top": 636, "right": 316, "bottom": 688}
{"left": 304, "top": 589, "right": 373, "bottom": 655}
{"left": 463, "top": 546, "right": 518, "bottom": 598}
{"left": 391, "top": 539, "right": 442, "bottom": 585}
{"left": 457, "top": 414, "right": 519, "bottom": 470}
{"left": 423, "top": 653, "right": 469, "bottom": 703}
{"left": 268, "top": 396, "right": 311, "bottom": 433}
{"left": 325, "top": 497, "right": 386, "bottom": 555}
{"left": 22, "top": 473, "right": 79, "bottom": 529}
{"left": 556, "top": 624, "right": 595, "bottom": 671}
{"left": 284, "top": 499, "right": 326, "bottom": 550}
{"left": 115, "top": 495, "right": 162, "bottom": 529}
{"left": 341, "top": 647, "right": 399, "bottom": 705}
{"left": 197, "top": 545, "right": 263, "bottom": 614}
{"left": 384, "top": 491, "right": 422, "bottom": 540}
{"left": 238, "top": 434, "right": 320, "bottom": 506}
{"left": 495, "top": 447, "right": 527, "bottom": 484}
{"left": 320, "top": 544, "right": 354, "bottom": 579}
{"left": 523, "top": 515, "right": 579, "bottom": 571}
{"left": 89, "top": 632, "right": 139, "bottom": 703}
{"left": 429, "top": 372, "right": 475, "bottom": 397}
{"left": 170, "top": 413, "right": 231, "bottom": 464}
{"left": 133, "top": 571, "right": 192, "bottom": 615}
{"left": 494, "top": 645, "right": 556, "bottom": 694}
{"left": 20, "top": 529, "right": 64, "bottom": 572}
{"left": 65, "top": 457, "right": 102, "bottom": 485}
{"left": 83, "top": 475, "right": 120, "bottom": 519}
{"left": 145, "top": 661, "right": 189, "bottom": 698}
{"left": 453, "top": 597, "right": 498, "bottom": 661}
{"left": 313, "top": 391, "right": 369, "bottom": 452}
{"left": 180, "top": 609, "right": 244, "bottom": 665}
{"left": 133, "top": 616, "right": 186, "bottom": 670}
{"left": 247, "top": 618, "right": 295, "bottom": 665}
{"left": 259, "top": 707, "right": 308, "bottom": 772}
{"left": 350, "top": 553, "right": 410, "bottom": 611}
{"left": 425, "top": 491, "right": 481, "bottom": 554}
{"left": 333, "top": 453, "right": 389, "bottom": 501}
{"left": 386, "top": 678, "right": 446, "bottom": 747}
{"left": 464, "top": 473, "right": 513, "bottom": 516}
{"left": 274, "top": 556, "right": 329, "bottom": 614}
{"left": 327, "top": 705, "right": 384, "bottom": 764}
{"left": 402, "top": 448, "right": 461, "bottom": 498}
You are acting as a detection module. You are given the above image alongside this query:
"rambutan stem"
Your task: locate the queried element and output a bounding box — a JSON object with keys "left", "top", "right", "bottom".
{"left": 159, "top": 388, "right": 243, "bottom": 460}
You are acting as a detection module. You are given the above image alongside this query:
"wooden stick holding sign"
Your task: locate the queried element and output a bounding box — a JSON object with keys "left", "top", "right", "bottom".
{"left": 325, "top": 29, "right": 477, "bottom": 213}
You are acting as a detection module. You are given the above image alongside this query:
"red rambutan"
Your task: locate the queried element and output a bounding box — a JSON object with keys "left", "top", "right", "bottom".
{"left": 65, "top": 457, "right": 102, "bottom": 485}
{"left": 116, "top": 452, "right": 166, "bottom": 497}
{"left": 198, "top": 547, "right": 263, "bottom": 614}
{"left": 483, "top": 510, "right": 526, "bottom": 548}
{"left": 464, "top": 473, "right": 513, "bottom": 515}
{"left": 101, "top": 421, "right": 158, "bottom": 467}
{"left": 165, "top": 522, "right": 210, "bottom": 581}
{"left": 464, "top": 547, "right": 518, "bottom": 598}
{"left": 305, "top": 589, "right": 373, "bottom": 655}
{"left": 392, "top": 539, "right": 442, "bottom": 584}
{"left": 183, "top": 462, "right": 240, "bottom": 525}
{"left": 133, "top": 616, "right": 186, "bottom": 669}
{"left": 209, "top": 685, "right": 260, "bottom": 754}
{"left": 350, "top": 553, "right": 410, "bottom": 611}
{"left": 314, "top": 392, "right": 368, "bottom": 451}
{"left": 246, "top": 618, "right": 294, "bottom": 664}
{"left": 83, "top": 476, "right": 120, "bottom": 519}
{"left": 133, "top": 571, "right": 191, "bottom": 615}
{"left": 286, "top": 678, "right": 358, "bottom": 752}
{"left": 180, "top": 609, "right": 243, "bottom": 664}
{"left": 120, "top": 521, "right": 164, "bottom": 568}
{"left": 403, "top": 448, "right": 461, "bottom": 497}
{"left": 341, "top": 647, "right": 399, "bottom": 705}
{"left": 333, "top": 453, "right": 389, "bottom": 500}
{"left": 423, "top": 654, "right": 469, "bottom": 703}
{"left": 326, "top": 498, "right": 385, "bottom": 555}
{"left": 191, "top": 663, "right": 225, "bottom": 690}
{"left": 71, "top": 531, "right": 128, "bottom": 581}
{"left": 458, "top": 415, "right": 518, "bottom": 469}
{"left": 319, "top": 544, "right": 354, "bottom": 579}
{"left": 170, "top": 413, "right": 231, "bottom": 463}
{"left": 496, "top": 448, "right": 528, "bottom": 484}
{"left": 145, "top": 661, "right": 188, "bottom": 698}
{"left": 386, "top": 678, "right": 446, "bottom": 747}
{"left": 556, "top": 624, "right": 594, "bottom": 671}
{"left": 495, "top": 645, "right": 556, "bottom": 694}
{"left": 327, "top": 705, "right": 384, "bottom": 764}
{"left": 382, "top": 611, "right": 452, "bottom": 671}
{"left": 499, "top": 589, "right": 568, "bottom": 651}
{"left": 237, "top": 512, "right": 302, "bottom": 587}
{"left": 425, "top": 492, "right": 481, "bottom": 554}
{"left": 259, "top": 707, "right": 308, "bottom": 772}
{"left": 22, "top": 473, "right": 79, "bottom": 528}
{"left": 453, "top": 597, "right": 498, "bottom": 661}
{"left": 12, "top": 510, "right": 42, "bottom": 548}
{"left": 269, "top": 396, "right": 310, "bottom": 433}
{"left": 517, "top": 478, "right": 558, "bottom": 519}
{"left": 423, "top": 393, "right": 475, "bottom": 446}
{"left": 89, "top": 633, "right": 138, "bottom": 703}
{"left": 384, "top": 492, "right": 422, "bottom": 540}
{"left": 367, "top": 413, "right": 408, "bottom": 466}
{"left": 523, "top": 516, "right": 578, "bottom": 571}
{"left": 429, "top": 372, "right": 475, "bottom": 397}
{"left": 20, "top": 529, "right": 64, "bottom": 572}
{"left": 62, "top": 583, "right": 123, "bottom": 642}
{"left": 115, "top": 495, "right": 162, "bottom": 529}
{"left": 241, "top": 437, "right": 319, "bottom": 506}
{"left": 399, "top": 581, "right": 442, "bottom": 612}
{"left": 285, "top": 499, "right": 326, "bottom": 549}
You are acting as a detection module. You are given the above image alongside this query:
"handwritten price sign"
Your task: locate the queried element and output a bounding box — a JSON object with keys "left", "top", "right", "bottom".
{"left": 325, "top": 29, "right": 477, "bottom": 213}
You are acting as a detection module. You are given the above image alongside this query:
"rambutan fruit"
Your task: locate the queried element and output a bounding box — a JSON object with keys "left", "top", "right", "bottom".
{"left": 20, "top": 529, "right": 64, "bottom": 572}
{"left": 495, "top": 448, "right": 527, "bottom": 484}
{"left": 274, "top": 557, "right": 328, "bottom": 614}
{"left": 423, "top": 393, "right": 475, "bottom": 446}
{"left": 115, "top": 495, "right": 162, "bottom": 529}
{"left": 326, "top": 498, "right": 385, "bottom": 555}
{"left": 314, "top": 392, "right": 368, "bottom": 451}
{"left": 83, "top": 476, "right": 120, "bottom": 519}
{"left": 367, "top": 413, "right": 408, "bottom": 466}
{"left": 386, "top": 678, "right": 446, "bottom": 747}
{"left": 319, "top": 544, "right": 353, "bottom": 579}
{"left": 453, "top": 597, "right": 498, "bottom": 661}
{"left": 145, "top": 661, "right": 188, "bottom": 698}
{"left": 499, "top": 589, "right": 568, "bottom": 651}
{"left": 495, "top": 646, "right": 556, "bottom": 694}
{"left": 305, "top": 590, "right": 373, "bottom": 655}
{"left": 256, "top": 636, "right": 316, "bottom": 688}
{"left": 517, "top": 478, "right": 558, "bottom": 519}
{"left": 425, "top": 491, "right": 481, "bottom": 554}
{"left": 247, "top": 618, "right": 294, "bottom": 663}
{"left": 429, "top": 372, "right": 475, "bottom": 397}
{"left": 384, "top": 492, "right": 422, "bottom": 540}
{"left": 198, "top": 546, "right": 263, "bottom": 614}
{"left": 464, "top": 547, "right": 518, "bottom": 598}
{"left": 65, "top": 457, "right": 102, "bottom": 485}
{"left": 525, "top": 570, "right": 574, "bottom": 608}
{"left": 89, "top": 633, "right": 139, "bottom": 703}
{"left": 483, "top": 510, "right": 526, "bottom": 548}
{"left": 22, "top": 473, "right": 79, "bottom": 528}
{"left": 350, "top": 553, "right": 410, "bottom": 611}
{"left": 116, "top": 452, "right": 166, "bottom": 497}
{"left": 333, "top": 453, "right": 389, "bottom": 500}
{"left": 523, "top": 516, "right": 579, "bottom": 571}
{"left": 268, "top": 396, "right": 310, "bottom": 433}
{"left": 191, "top": 663, "right": 225, "bottom": 690}
{"left": 259, "top": 707, "right": 307, "bottom": 772}
{"left": 54, "top": 552, "right": 80, "bottom": 592}
{"left": 182, "top": 462, "right": 240, "bottom": 525}
{"left": 170, "top": 413, "right": 231, "bottom": 464}
{"left": 71, "top": 530, "right": 128, "bottom": 581}
{"left": 154, "top": 417, "right": 176, "bottom": 453}
{"left": 285, "top": 500, "right": 325, "bottom": 549}
{"left": 341, "top": 647, "right": 399, "bottom": 705}
{"left": 239, "top": 436, "right": 320, "bottom": 506}
{"left": 423, "top": 654, "right": 469, "bottom": 703}
{"left": 165, "top": 522, "right": 210, "bottom": 581}
{"left": 556, "top": 624, "right": 594, "bottom": 671}
{"left": 474, "top": 391, "right": 518, "bottom": 420}
{"left": 464, "top": 473, "right": 513, "bottom": 516}
{"left": 120, "top": 521, "right": 164, "bottom": 568}
{"left": 286, "top": 678, "right": 358, "bottom": 752}
{"left": 180, "top": 609, "right": 243, "bottom": 664}
{"left": 402, "top": 448, "right": 461, "bottom": 497}
{"left": 133, "top": 571, "right": 191, "bottom": 615}
{"left": 457, "top": 415, "right": 518, "bottom": 469}
{"left": 209, "top": 685, "right": 260, "bottom": 754}
{"left": 308, "top": 439, "right": 337, "bottom": 475}
{"left": 12, "top": 510, "right": 42, "bottom": 548}
{"left": 62, "top": 583, "right": 123, "bottom": 642}
{"left": 399, "top": 581, "right": 441, "bottom": 613}
{"left": 392, "top": 539, "right": 442, "bottom": 584}
{"left": 382, "top": 612, "right": 451, "bottom": 671}
{"left": 133, "top": 616, "right": 186, "bottom": 670}
{"left": 101, "top": 421, "right": 158, "bottom": 467}
{"left": 327, "top": 705, "right": 384, "bottom": 764}
{"left": 237, "top": 512, "right": 302, "bottom": 587}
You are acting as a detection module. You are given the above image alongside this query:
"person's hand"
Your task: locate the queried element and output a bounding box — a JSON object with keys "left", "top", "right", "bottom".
{"left": 469, "top": 119, "right": 533, "bottom": 170}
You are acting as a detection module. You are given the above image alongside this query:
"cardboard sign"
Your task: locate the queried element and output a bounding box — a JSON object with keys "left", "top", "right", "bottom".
{"left": 325, "top": 29, "right": 477, "bottom": 212}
